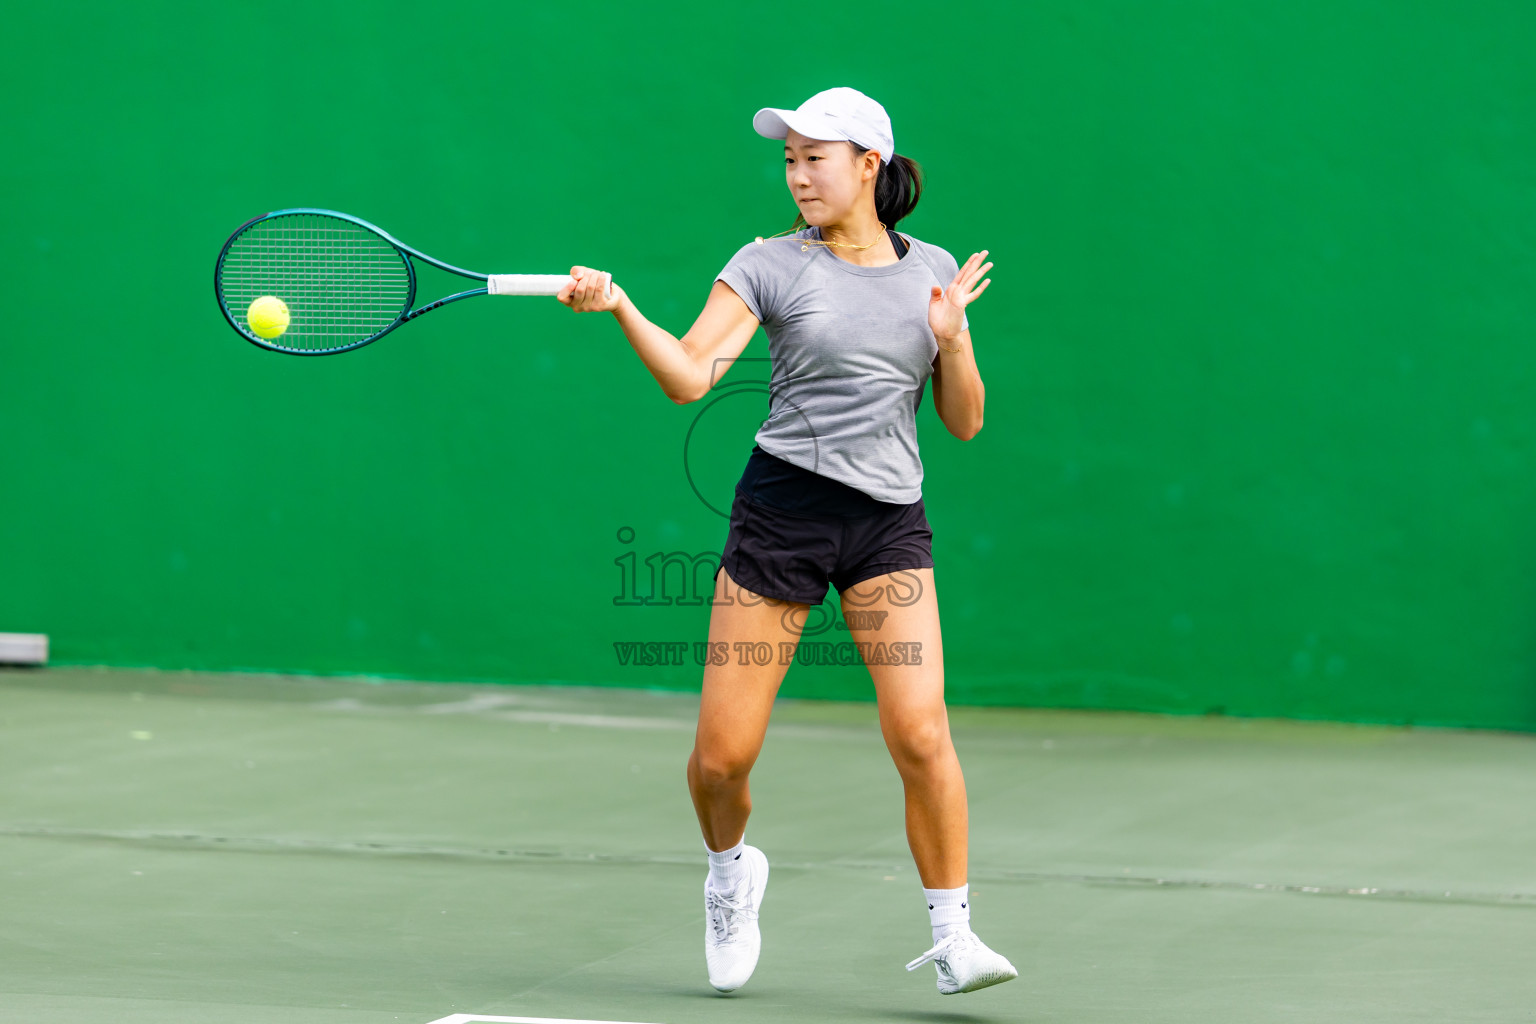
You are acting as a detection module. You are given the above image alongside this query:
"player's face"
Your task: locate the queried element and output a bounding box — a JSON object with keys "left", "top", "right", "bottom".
{"left": 783, "top": 130, "right": 874, "bottom": 225}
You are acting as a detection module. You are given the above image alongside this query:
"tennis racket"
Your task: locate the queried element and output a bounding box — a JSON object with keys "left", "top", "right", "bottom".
{"left": 213, "top": 207, "right": 612, "bottom": 355}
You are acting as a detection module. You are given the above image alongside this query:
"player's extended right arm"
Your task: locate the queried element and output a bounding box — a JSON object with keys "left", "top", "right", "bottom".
{"left": 558, "top": 266, "right": 759, "bottom": 405}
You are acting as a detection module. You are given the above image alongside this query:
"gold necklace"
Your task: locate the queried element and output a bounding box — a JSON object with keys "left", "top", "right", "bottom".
{"left": 755, "top": 221, "right": 888, "bottom": 252}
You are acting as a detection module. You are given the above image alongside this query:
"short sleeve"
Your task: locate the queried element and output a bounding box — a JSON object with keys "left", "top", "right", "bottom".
{"left": 715, "top": 241, "right": 774, "bottom": 325}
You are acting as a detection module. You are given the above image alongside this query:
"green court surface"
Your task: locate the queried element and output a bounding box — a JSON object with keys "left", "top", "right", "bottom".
{"left": 2, "top": 667, "right": 1533, "bottom": 1023}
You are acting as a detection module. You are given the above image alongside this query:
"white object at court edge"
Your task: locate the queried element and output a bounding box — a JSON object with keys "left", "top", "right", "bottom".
{"left": 905, "top": 928, "right": 1019, "bottom": 995}
{"left": 0, "top": 633, "right": 47, "bottom": 666}
{"left": 752, "top": 86, "right": 895, "bottom": 164}
{"left": 487, "top": 274, "right": 611, "bottom": 300}
{"left": 704, "top": 844, "right": 769, "bottom": 992}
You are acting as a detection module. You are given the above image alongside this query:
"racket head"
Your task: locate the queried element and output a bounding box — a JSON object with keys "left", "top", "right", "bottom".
{"left": 214, "top": 209, "right": 417, "bottom": 355}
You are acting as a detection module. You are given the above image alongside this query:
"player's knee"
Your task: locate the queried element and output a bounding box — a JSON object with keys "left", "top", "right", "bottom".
{"left": 886, "top": 717, "right": 949, "bottom": 772}
{"left": 690, "top": 745, "right": 754, "bottom": 788}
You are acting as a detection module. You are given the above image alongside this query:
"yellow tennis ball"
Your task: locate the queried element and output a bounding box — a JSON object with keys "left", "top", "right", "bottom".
{"left": 246, "top": 296, "right": 290, "bottom": 339}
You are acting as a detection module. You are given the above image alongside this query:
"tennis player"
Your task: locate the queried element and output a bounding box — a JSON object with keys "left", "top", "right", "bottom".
{"left": 557, "top": 86, "right": 1015, "bottom": 997}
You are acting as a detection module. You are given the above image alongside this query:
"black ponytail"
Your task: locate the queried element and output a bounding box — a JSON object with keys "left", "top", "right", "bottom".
{"left": 791, "top": 144, "right": 925, "bottom": 230}
{"left": 867, "top": 149, "right": 924, "bottom": 227}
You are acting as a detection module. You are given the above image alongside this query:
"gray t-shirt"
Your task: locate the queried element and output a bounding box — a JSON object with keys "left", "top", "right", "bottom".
{"left": 714, "top": 226, "right": 967, "bottom": 505}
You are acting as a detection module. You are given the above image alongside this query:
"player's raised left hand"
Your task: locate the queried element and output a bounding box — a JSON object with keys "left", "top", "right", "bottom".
{"left": 929, "top": 250, "right": 992, "bottom": 344}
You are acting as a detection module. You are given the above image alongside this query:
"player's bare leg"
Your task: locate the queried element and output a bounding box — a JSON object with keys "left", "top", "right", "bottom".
{"left": 686, "top": 565, "right": 807, "bottom": 992}
{"left": 843, "top": 567, "right": 1017, "bottom": 994}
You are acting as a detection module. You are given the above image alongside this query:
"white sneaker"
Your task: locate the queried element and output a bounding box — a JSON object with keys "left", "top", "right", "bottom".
{"left": 905, "top": 928, "right": 1019, "bottom": 994}
{"left": 703, "top": 845, "right": 770, "bottom": 992}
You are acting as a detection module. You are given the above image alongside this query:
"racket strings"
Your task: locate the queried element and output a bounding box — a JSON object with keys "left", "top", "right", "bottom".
{"left": 218, "top": 214, "right": 411, "bottom": 352}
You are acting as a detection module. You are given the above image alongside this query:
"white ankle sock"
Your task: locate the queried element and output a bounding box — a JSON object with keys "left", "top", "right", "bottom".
{"left": 706, "top": 837, "right": 748, "bottom": 891}
{"left": 924, "top": 884, "right": 971, "bottom": 943}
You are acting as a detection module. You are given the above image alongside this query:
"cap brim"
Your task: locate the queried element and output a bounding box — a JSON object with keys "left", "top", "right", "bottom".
{"left": 752, "top": 107, "right": 792, "bottom": 139}
{"left": 752, "top": 107, "right": 852, "bottom": 144}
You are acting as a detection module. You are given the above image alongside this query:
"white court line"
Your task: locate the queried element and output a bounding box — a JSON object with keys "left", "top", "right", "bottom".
{"left": 425, "top": 1016, "right": 666, "bottom": 1024}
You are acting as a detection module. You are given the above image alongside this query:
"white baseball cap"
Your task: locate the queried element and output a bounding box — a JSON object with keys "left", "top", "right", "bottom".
{"left": 752, "top": 87, "right": 895, "bottom": 165}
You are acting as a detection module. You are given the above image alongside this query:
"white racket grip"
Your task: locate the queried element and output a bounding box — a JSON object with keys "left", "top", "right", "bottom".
{"left": 487, "top": 273, "right": 613, "bottom": 299}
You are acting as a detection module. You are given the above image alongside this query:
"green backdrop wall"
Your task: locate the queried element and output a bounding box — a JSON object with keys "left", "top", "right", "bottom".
{"left": 4, "top": 2, "right": 1534, "bottom": 730}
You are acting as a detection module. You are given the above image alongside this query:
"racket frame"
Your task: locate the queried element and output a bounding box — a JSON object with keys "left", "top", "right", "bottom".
{"left": 215, "top": 207, "right": 549, "bottom": 355}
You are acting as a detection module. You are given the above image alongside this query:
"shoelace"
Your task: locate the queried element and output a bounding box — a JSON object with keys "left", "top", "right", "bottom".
{"left": 706, "top": 884, "right": 757, "bottom": 943}
{"left": 904, "top": 929, "right": 976, "bottom": 972}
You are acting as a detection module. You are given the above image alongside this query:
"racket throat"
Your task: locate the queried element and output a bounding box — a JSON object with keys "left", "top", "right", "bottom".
{"left": 403, "top": 287, "right": 489, "bottom": 322}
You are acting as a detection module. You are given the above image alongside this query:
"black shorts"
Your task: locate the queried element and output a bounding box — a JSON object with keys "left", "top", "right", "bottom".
{"left": 717, "top": 445, "right": 934, "bottom": 605}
